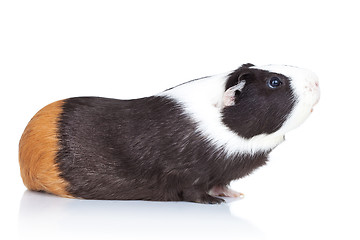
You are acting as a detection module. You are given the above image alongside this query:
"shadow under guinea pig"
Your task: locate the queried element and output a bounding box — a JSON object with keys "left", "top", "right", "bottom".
{"left": 18, "top": 190, "right": 265, "bottom": 240}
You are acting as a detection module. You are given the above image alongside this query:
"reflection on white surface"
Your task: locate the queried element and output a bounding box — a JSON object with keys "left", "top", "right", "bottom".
{"left": 18, "top": 190, "right": 264, "bottom": 240}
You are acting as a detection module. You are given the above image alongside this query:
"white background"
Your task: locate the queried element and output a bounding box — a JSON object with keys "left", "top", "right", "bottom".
{"left": 1, "top": 1, "right": 359, "bottom": 239}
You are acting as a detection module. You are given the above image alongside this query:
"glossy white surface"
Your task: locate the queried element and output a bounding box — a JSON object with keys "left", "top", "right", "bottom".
{"left": 18, "top": 191, "right": 263, "bottom": 240}
{"left": 1, "top": 1, "right": 359, "bottom": 240}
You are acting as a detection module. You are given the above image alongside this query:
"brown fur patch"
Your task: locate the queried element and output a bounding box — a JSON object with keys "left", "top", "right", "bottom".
{"left": 19, "top": 100, "right": 73, "bottom": 198}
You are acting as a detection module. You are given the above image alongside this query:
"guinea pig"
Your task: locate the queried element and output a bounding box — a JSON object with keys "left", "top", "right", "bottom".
{"left": 19, "top": 63, "right": 320, "bottom": 204}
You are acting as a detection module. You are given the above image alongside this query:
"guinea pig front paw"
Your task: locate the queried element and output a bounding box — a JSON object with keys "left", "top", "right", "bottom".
{"left": 208, "top": 185, "right": 244, "bottom": 198}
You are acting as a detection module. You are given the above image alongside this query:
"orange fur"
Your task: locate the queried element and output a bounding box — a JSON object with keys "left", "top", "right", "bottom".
{"left": 19, "top": 100, "right": 73, "bottom": 198}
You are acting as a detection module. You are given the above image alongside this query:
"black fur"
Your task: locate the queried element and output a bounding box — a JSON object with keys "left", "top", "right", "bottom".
{"left": 223, "top": 64, "right": 296, "bottom": 138}
{"left": 57, "top": 96, "right": 269, "bottom": 203}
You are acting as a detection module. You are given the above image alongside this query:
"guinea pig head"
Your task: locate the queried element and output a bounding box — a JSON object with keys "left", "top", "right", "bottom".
{"left": 222, "top": 64, "right": 320, "bottom": 139}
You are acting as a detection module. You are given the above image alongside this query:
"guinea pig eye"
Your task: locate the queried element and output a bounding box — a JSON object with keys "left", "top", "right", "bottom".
{"left": 267, "top": 77, "right": 283, "bottom": 89}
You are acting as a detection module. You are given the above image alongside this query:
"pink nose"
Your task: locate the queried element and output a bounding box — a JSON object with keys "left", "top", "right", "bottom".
{"left": 306, "top": 80, "right": 319, "bottom": 92}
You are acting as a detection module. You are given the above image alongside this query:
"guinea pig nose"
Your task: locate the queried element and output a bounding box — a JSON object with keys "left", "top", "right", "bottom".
{"left": 305, "top": 79, "right": 320, "bottom": 92}
{"left": 312, "top": 80, "right": 320, "bottom": 90}
{"left": 311, "top": 82, "right": 319, "bottom": 90}
{"left": 306, "top": 72, "right": 319, "bottom": 88}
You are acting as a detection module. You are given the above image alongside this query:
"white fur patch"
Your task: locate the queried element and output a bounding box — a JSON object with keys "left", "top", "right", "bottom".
{"left": 157, "top": 65, "right": 320, "bottom": 156}
{"left": 157, "top": 73, "right": 284, "bottom": 156}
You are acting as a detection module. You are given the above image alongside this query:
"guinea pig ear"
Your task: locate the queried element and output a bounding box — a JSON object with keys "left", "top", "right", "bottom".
{"left": 238, "top": 72, "right": 252, "bottom": 82}
{"left": 222, "top": 81, "right": 246, "bottom": 107}
{"left": 241, "top": 63, "right": 255, "bottom": 68}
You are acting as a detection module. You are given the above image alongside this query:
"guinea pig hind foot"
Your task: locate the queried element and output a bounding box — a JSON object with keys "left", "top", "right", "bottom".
{"left": 181, "top": 190, "right": 225, "bottom": 204}
{"left": 196, "top": 194, "right": 225, "bottom": 204}
{"left": 209, "top": 185, "right": 244, "bottom": 198}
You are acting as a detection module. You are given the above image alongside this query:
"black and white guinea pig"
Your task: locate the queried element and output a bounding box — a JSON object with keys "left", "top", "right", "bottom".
{"left": 19, "top": 63, "right": 320, "bottom": 204}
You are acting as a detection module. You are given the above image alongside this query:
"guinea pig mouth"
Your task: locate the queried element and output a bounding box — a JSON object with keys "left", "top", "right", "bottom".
{"left": 314, "top": 94, "right": 320, "bottom": 105}
{"left": 310, "top": 97, "right": 320, "bottom": 113}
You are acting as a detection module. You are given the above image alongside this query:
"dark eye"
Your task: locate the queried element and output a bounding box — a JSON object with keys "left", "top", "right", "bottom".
{"left": 267, "top": 77, "right": 282, "bottom": 89}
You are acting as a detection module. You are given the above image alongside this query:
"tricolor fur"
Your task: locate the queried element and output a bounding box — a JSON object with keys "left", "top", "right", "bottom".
{"left": 19, "top": 63, "right": 320, "bottom": 203}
